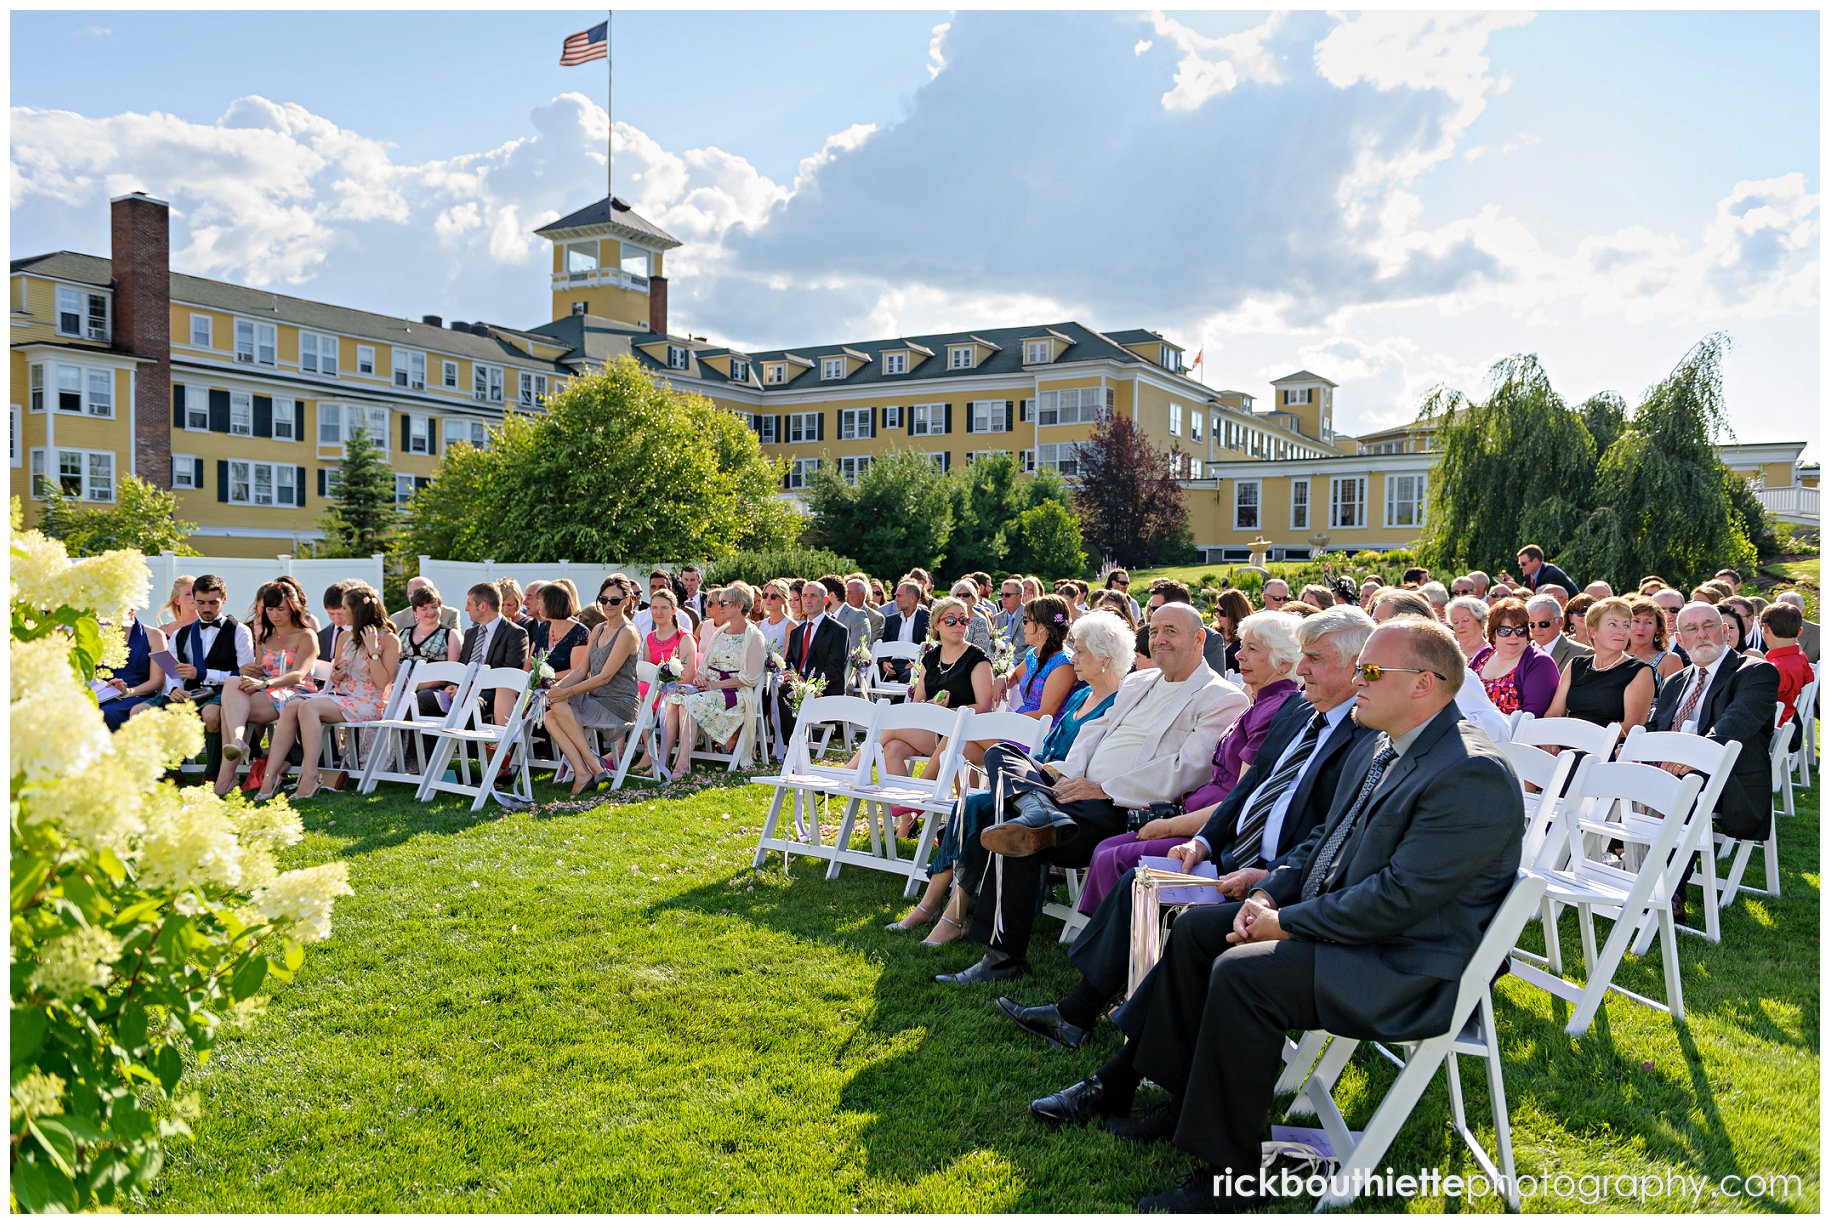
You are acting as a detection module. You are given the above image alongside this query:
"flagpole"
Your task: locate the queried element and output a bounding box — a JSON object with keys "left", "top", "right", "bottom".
{"left": 606, "top": 10, "right": 614, "bottom": 201}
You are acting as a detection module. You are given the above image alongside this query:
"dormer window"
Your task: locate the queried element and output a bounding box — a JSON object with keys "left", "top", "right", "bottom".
{"left": 56, "top": 287, "right": 109, "bottom": 342}
{"left": 1160, "top": 344, "right": 1177, "bottom": 370}
{"left": 730, "top": 359, "right": 750, "bottom": 383}
{"left": 883, "top": 352, "right": 908, "bottom": 375}
{"left": 1023, "top": 341, "right": 1051, "bottom": 365}
{"left": 765, "top": 363, "right": 787, "bottom": 385}
{"left": 821, "top": 357, "right": 845, "bottom": 381}
{"left": 949, "top": 346, "right": 974, "bottom": 370}
{"left": 668, "top": 346, "right": 689, "bottom": 370}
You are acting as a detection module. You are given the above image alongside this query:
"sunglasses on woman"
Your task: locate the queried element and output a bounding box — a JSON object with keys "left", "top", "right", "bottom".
{"left": 598, "top": 595, "right": 624, "bottom": 607}
{"left": 937, "top": 614, "right": 968, "bottom": 627}
{"left": 1492, "top": 625, "right": 1530, "bottom": 638}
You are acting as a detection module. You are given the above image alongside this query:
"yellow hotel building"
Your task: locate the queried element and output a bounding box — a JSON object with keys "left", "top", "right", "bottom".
{"left": 12, "top": 193, "right": 1817, "bottom": 561}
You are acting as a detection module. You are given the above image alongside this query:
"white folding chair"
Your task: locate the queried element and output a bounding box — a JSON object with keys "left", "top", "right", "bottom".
{"left": 1791, "top": 677, "right": 1817, "bottom": 787}
{"left": 1509, "top": 759, "right": 1707, "bottom": 1035}
{"left": 1498, "top": 741, "right": 1587, "bottom": 867}
{"left": 679, "top": 678, "right": 766, "bottom": 773}
{"left": 862, "top": 641, "right": 923, "bottom": 702}
{"left": 750, "top": 696, "right": 889, "bottom": 871}
{"left": 602, "top": 660, "right": 667, "bottom": 788}
{"left": 357, "top": 660, "right": 476, "bottom": 793}
{"left": 1503, "top": 710, "right": 1528, "bottom": 741}
{"left": 896, "top": 709, "right": 1055, "bottom": 902}
{"left": 415, "top": 666, "right": 537, "bottom": 811}
{"left": 826, "top": 703, "right": 970, "bottom": 882}
{"left": 1508, "top": 713, "right": 1620, "bottom": 760}
{"left": 1276, "top": 871, "right": 1550, "bottom": 1210}
{"left": 1615, "top": 727, "right": 1742, "bottom": 946}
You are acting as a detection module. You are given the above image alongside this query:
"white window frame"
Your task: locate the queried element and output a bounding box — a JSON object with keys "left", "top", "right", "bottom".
{"left": 318, "top": 403, "right": 343, "bottom": 447}
{"left": 407, "top": 414, "right": 432, "bottom": 455}
{"left": 265, "top": 397, "right": 295, "bottom": 442}
{"left": 838, "top": 455, "right": 872, "bottom": 486}
{"left": 301, "top": 332, "right": 339, "bottom": 376}
{"left": 395, "top": 473, "right": 417, "bottom": 506}
{"left": 353, "top": 406, "right": 390, "bottom": 454}
{"left": 882, "top": 352, "right": 908, "bottom": 375}
{"left": 30, "top": 446, "right": 114, "bottom": 502}
{"left": 925, "top": 451, "right": 951, "bottom": 471}
{"left": 183, "top": 384, "right": 208, "bottom": 431}
{"left": 225, "top": 459, "right": 294, "bottom": 507}
{"left": 970, "top": 400, "right": 1007, "bottom": 433}
{"left": 189, "top": 314, "right": 213, "bottom": 349}
{"left": 1284, "top": 387, "right": 1314, "bottom": 405}
{"left": 322, "top": 466, "right": 342, "bottom": 498}
{"left": 882, "top": 404, "right": 903, "bottom": 429}
{"left": 1188, "top": 409, "right": 1202, "bottom": 443}
{"left": 55, "top": 286, "right": 109, "bottom": 342}
{"left": 473, "top": 365, "right": 503, "bottom": 402}
{"left": 1187, "top": 458, "right": 1203, "bottom": 479}
{"left": 1330, "top": 475, "right": 1366, "bottom": 529}
{"left": 839, "top": 407, "right": 873, "bottom": 440}
{"left": 40, "top": 363, "right": 116, "bottom": 418}
{"left": 620, "top": 247, "right": 651, "bottom": 279}
{"left": 1291, "top": 478, "right": 1310, "bottom": 530}
{"left": 1035, "top": 441, "right": 1080, "bottom": 476}
{"left": 563, "top": 240, "right": 599, "bottom": 275}
{"left": 235, "top": 318, "right": 277, "bottom": 366}
{"left": 1035, "top": 387, "right": 1111, "bottom": 427}
{"left": 784, "top": 457, "right": 818, "bottom": 490}
{"left": 786, "top": 411, "right": 820, "bottom": 444}
{"left": 910, "top": 403, "right": 946, "bottom": 437}
{"left": 948, "top": 346, "right": 974, "bottom": 370}
{"left": 729, "top": 359, "right": 750, "bottom": 383}
{"left": 1169, "top": 402, "right": 1183, "bottom": 437}
{"left": 1384, "top": 472, "right": 1426, "bottom": 529}
{"left": 356, "top": 345, "right": 376, "bottom": 376}
{"left": 29, "top": 366, "right": 44, "bottom": 413}
{"left": 518, "top": 371, "right": 549, "bottom": 406}
{"left": 9, "top": 405, "right": 19, "bottom": 468}
{"left": 752, "top": 415, "right": 779, "bottom": 445}
{"left": 667, "top": 346, "right": 689, "bottom": 371}
{"left": 444, "top": 418, "right": 489, "bottom": 450}
{"left": 229, "top": 391, "right": 253, "bottom": 437}
{"left": 764, "top": 363, "right": 787, "bottom": 385}
{"left": 393, "top": 349, "right": 427, "bottom": 391}
{"left": 821, "top": 357, "right": 846, "bottom": 381}
{"left": 442, "top": 360, "right": 459, "bottom": 389}
{"left": 1233, "top": 479, "right": 1261, "bottom": 530}
{"left": 1023, "top": 340, "right": 1050, "bottom": 365}
{"left": 171, "top": 453, "right": 198, "bottom": 489}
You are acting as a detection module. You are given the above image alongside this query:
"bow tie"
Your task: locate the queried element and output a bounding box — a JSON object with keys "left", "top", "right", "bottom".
{"left": 199, "top": 619, "right": 224, "bottom": 629}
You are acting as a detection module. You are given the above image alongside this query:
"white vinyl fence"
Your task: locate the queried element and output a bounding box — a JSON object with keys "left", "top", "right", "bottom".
{"left": 417, "top": 557, "right": 710, "bottom": 631}
{"left": 141, "top": 552, "right": 384, "bottom": 623}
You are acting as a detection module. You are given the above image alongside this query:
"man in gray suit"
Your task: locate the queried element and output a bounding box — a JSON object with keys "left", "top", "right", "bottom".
{"left": 991, "top": 578, "right": 1024, "bottom": 640}
{"left": 1028, "top": 617, "right": 1523, "bottom": 1212}
{"left": 1526, "top": 592, "right": 1591, "bottom": 670}
{"left": 1776, "top": 591, "right": 1819, "bottom": 663}
{"left": 835, "top": 576, "right": 883, "bottom": 652}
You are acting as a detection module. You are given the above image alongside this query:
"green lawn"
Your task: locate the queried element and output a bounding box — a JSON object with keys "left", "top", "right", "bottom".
{"left": 146, "top": 763, "right": 1820, "bottom": 1212}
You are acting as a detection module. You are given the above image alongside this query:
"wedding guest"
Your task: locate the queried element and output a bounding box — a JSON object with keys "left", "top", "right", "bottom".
{"left": 1563, "top": 593, "right": 1596, "bottom": 647}
{"left": 1089, "top": 589, "right": 1139, "bottom": 630}
{"left": 1469, "top": 597, "right": 1558, "bottom": 716}
{"left": 1300, "top": 584, "right": 1332, "bottom": 611}
{"left": 1212, "top": 589, "right": 1253, "bottom": 673}
{"left": 1760, "top": 603, "right": 1814, "bottom": 746}
{"left": 631, "top": 587, "right": 699, "bottom": 777}
{"left": 1526, "top": 592, "right": 1592, "bottom": 670}
{"left": 1547, "top": 596, "right": 1654, "bottom": 736}
{"left": 952, "top": 579, "right": 995, "bottom": 653}
{"left": 319, "top": 581, "right": 352, "bottom": 664}
{"left": 156, "top": 574, "right": 196, "bottom": 637}
{"left": 255, "top": 582, "right": 396, "bottom": 802}
{"left": 1721, "top": 603, "right": 1765, "bottom": 660}
{"left": 544, "top": 576, "right": 642, "bottom": 795}
{"left": 1000, "top": 594, "right": 1078, "bottom": 719}
{"left": 757, "top": 580, "right": 797, "bottom": 656}
{"left": 389, "top": 576, "right": 458, "bottom": 634}
{"left": 216, "top": 582, "right": 320, "bottom": 796}
{"left": 868, "top": 595, "right": 993, "bottom": 827}
{"left": 165, "top": 573, "right": 255, "bottom": 741}
{"left": 677, "top": 583, "right": 768, "bottom": 776}
{"left": 97, "top": 608, "right": 167, "bottom": 731}
{"left": 1626, "top": 595, "right": 1685, "bottom": 682}
{"left": 1445, "top": 595, "right": 1491, "bottom": 659}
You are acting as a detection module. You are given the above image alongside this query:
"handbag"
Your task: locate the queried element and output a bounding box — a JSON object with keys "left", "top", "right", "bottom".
{"left": 240, "top": 756, "right": 268, "bottom": 794}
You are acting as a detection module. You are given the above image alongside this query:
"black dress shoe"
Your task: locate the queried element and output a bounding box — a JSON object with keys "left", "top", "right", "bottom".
{"left": 1139, "top": 1166, "right": 1255, "bottom": 1213}
{"left": 1028, "top": 1075, "right": 1114, "bottom": 1128}
{"left": 934, "top": 952, "right": 1031, "bottom": 985}
{"left": 996, "top": 997, "right": 1088, "bottom": 1050}
{"left": 1104, "top": 1102, "right": 1177, "bottom": 1144}
{"left": 980, "top": 809, "right": 1076, "bottom": 858}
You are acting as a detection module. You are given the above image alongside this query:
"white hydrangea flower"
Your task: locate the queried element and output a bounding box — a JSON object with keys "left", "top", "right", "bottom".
{"left": 227, "top": 794, "right": 304, "bottom": 850}
{"left": 28, "top": 926, "right": 122, "bottom": 998}
{"left": 65, "top": 550, "right": 151, "bottom": 624}
{"left": 9, "top": 531, "right": 71, "bottom": 613}
{"left": 253, "top": 862, "right": 354, "bottom": 943}
{"left": 139, "top": 790, "right": 244, "bottom": 892}
{"left": 109, "top": 704, "right": 205, "bottom": 778}
{"left": 10, "top": 634, "right": 75, "bottom": 704}
{"left": 10, "top": 1071, "right": 66, "bottom": 1122}
{"left": 11, "top": 684, "right": 110, "bottom": 784}
{"left": 239, "top": 842, "right": 279, "bottom": 893}
{"left": 24, "top": 756, "right": 149, "bottom": 855}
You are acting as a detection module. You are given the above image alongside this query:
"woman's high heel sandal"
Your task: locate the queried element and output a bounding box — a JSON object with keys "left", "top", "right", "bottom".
{"left": 885, "top": 901, "right": 939, "bottom": 932}
{"left": 920, "top": 914, "right": 967, "bottom": 947}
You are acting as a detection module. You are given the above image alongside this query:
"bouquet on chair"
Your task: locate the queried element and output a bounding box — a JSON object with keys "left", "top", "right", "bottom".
{"left": 766, "top": 649, "right": 787, "bottom": 675}
{"left": 785, "top": 672, "right": 826, "bottom": 715}
{"left": 849, "top": 642, "right": 871, "bottom": 670}
{"left": 529, "top": 650, "right": 556, "bottom": 692}
{"left": 988, "top": 635, "right": 1018, "bottom": 680}
{"left": 658, "top": 656, "right": 694, "bottom": 705}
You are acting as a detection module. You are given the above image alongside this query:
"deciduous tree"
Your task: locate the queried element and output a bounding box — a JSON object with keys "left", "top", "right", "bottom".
{"left": 36, "top": 476, "right": 198, "bottom": 557}
{"left": 1071, "top": 414, "right": 1189, "bottom": 568}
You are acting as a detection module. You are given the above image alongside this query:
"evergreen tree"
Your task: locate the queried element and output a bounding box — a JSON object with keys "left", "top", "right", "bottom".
{"left": 319, "top": 425, "right": 397, "bottom": 558}
{"left": 1070, "top": 414, "right": 1189, "bottom": 567}
{"left": 37, "top": 476, "right": 198, "bottom": 557}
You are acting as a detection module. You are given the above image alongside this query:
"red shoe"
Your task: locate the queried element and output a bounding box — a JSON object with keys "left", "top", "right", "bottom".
{"left": 892, "top": 805, "right": 923, "bottom": 837}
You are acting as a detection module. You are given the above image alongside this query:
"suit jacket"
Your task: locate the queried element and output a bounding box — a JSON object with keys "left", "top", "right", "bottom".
{"left": 1529, "top": 562, "right": 1579, "bottom": 597}
{"left": 1647, "top": 651, "right": 1779, "bottom": 840}
{"left": 877, "top": 607, "right": 929, "bottom": 682}
{"left": 389, "top": 605, "right": 459, "bottom": 635}
{"left": 1799, "top": 619, "right": 1821, "bottom": 664}
{"left": 1545, "top": 633, "right": 1593, "bottom": 671}
{"left": 786, "top": 615, "right": 849, "bottom": 698}
{"left": 1060, "top": 662, "right": 1249, "bottom": 809}
{"left": 1195, "top": 699, "right": 1374, "bottom": 872}
{"left": 682, "top": 591, "right": 707, "bottom": 621}
{"left": 459, "top": 617, "right": 531, "bottom": 671}
{"left": 1261, "top": 704, "right": 1523, "bottom": 1043}
{"left": 832, "top": 603, "right": 879, "bottom": 657}
{"left": 316, "top": 624, "right": 344, "bottom": 672}
{"left": 992, "top": 608, "right": 1022, "bottom": 640}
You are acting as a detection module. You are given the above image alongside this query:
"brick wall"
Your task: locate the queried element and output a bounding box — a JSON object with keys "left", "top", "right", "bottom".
{"left": 111, "top": 193, "right": 172, "bottom": 487}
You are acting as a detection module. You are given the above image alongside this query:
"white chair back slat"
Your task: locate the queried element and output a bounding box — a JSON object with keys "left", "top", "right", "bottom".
{"left": 1509, "top": 713, "right": 1620, "bottom": 760}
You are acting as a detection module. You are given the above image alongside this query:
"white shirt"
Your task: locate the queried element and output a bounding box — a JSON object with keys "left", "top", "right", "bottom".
{"left": 1087, "top": 675, "right": 1191, "bottom": 781}
{"left": 1455, "top": 670, "right": 1512, "bottom": 744}
{"left": 1676, "top": 649, "right": 1732, "bottom": 735}
{"left": 795, "top": 613, "right": 827, "bottom": 668}
{"left": 192, "top": 619, "right": 256, "bottom": 687}
{"left": 894, "top": 608, "right": 918, "bottom": 643}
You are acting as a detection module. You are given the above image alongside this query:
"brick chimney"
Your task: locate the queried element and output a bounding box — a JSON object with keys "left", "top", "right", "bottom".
{"left": 111, "top": 193, "right": 172, "bottom": 488}
{"left": 648, "top": 275, "right": 668, "bottom": 335}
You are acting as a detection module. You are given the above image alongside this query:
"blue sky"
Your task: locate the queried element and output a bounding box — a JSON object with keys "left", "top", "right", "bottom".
{"left": 11, "top": 9, "right": 1820, "bottom": 458}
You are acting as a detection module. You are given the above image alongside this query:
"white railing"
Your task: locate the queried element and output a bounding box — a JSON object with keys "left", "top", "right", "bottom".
{"left": 549, "top": 268, "right": 650, "bottom": 293}
{"left": 1756, "top": 485, "right": 1819, "bottom": 521}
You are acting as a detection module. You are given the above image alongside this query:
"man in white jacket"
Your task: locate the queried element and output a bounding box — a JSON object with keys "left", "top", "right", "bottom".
{"left": 938, "top": 604, "right": 1248, "bottom": 984}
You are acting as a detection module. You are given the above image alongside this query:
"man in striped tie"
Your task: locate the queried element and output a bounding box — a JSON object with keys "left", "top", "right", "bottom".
{"left": 1027, "top": 616, "right": 1523, "bottom": 1213}
{"left": 998, "top": 606, "right": 1377, "bottom": 1054}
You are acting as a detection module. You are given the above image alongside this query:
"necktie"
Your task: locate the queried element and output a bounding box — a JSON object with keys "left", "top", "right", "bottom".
{"left": 1673, "top": 666, "right": 1710, "bottom": 729}
{"left": 1302, "top": 742, "right": 1399, "bottom": 900}
{"left": 800, "top": 621, "right": 813, "bottom": 670}
{"left": 1229, "top": 710, "right": 1329, "bottom": 870}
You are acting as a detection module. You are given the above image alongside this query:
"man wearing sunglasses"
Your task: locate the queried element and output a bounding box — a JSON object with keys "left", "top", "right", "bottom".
{"left": 1104, "top": 569, "right": 1141, "bottom": 622}
{"left": 1260, "top": 578, "right": 1291, "bottom": 609}
{"left": 1062, "top": 616, "right": 1521, "bottom": 1212}
{"left": 1371, "top": 589, "right": 1511, "bottom": 745}
{"left": 1524, "top": 591, "right": 1592, "bottom": 671}
{"left": 992, "top": 580, "right": 1024, "bottom": 639}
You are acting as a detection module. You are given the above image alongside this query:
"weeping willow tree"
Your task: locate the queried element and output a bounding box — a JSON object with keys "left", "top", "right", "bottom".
{"left": 1562, "top": 334, "right": 1756, "bottom": 587}
{"left": 1418, "top": 354, "right": 1599, "bottom": 574}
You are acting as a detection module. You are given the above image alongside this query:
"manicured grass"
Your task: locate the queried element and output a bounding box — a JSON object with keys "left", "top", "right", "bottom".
{"left": 147, "top": 764, "right": 1820, "bottom": 1212}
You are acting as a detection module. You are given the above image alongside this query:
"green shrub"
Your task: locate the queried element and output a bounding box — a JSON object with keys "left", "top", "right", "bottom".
{"left": 709, "top": 547, "right": 860, "bottom": 588}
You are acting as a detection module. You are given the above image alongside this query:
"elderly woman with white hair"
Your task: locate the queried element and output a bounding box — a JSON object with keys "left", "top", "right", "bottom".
{"left": 1445, "top": 594, "right": 1492, "bottom": 659}
{"left": 1073, "top": 608, "right": 1303, "bottom": 914}
{"left": 886, "top": 610, "right": 1132, "bottom": 944}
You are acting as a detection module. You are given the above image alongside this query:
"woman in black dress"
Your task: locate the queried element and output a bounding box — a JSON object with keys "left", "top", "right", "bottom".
{"left": 870, "top": 596, "right": 993, "bottom": 834}
{"left": 1547, "top": 596, "right": 1654, "bottom": 741}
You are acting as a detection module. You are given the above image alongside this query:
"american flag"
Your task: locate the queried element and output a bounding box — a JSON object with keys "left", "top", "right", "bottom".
{"left": 560, "top": 21, "right": 608, "bottom": 66}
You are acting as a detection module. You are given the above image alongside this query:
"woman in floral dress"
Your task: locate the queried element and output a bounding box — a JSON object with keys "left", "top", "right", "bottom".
{"left": 216, "top": 582, "right": 320, "bottom": 796}
{"left": 678, "top": 582, "right": 766, "bottom": 777}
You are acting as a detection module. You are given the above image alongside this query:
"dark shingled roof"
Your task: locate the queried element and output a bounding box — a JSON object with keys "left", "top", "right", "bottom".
{"left": 525, "top": 313, "right": 651, "bottom": 364}
{"left": 532, "top": 196, "right": 682, "bottom": 249}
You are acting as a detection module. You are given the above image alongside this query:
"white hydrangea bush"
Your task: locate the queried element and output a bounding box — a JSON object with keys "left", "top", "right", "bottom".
{"left": 9, "top": 520, "right": 353, "bottom": 1212}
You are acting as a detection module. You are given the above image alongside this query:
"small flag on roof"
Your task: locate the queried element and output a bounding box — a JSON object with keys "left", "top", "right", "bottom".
{"left": 561, "top": 21, "right": 608, "bottom": 66}
{"left": 1190, "top": 347, "right": 1204, "bottom": 370}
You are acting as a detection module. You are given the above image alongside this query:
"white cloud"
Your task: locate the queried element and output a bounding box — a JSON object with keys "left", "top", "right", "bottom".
{"left": 927, "top": 21, "right": 951, "bottom": 80}
{"left": 1147, "top": 10, "right": 1286, "bottom": 111}
{"left": 73, "top": 25, "right": 110, "bottom": 38}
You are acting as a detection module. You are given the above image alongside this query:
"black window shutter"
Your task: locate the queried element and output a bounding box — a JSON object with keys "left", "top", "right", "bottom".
{"left": 965, "top": 404, "right": 976, "bottom": 434}
{"left": 866, "top": 410, "right": 875, "bottom": 440}
{"left": 208, "top": 389, "right": 230, "bottom": 433}
{"left": 1004, "top": 400, "right": 1014, "bottom": 432}
{"left": 216, "top": 460, "right": 229, "bottom": 503}
{"left": 942, "top": 452, "right": 952, "bottom": 473}
{"left": 295, "top": 465, "right": 307, "bottom": 506}
{"left": 943, "top": 403, "right": 952, "bottom": 434}
{"left": 416, "top": 476, "right": 431, "bottom": 491}
{"left": 1020, "top": 397, "right": 1032, "bottom": 422}
{"left": 427, "top": 423, "right": 437, "bottom": 456}
{"left": 318, "top": 469, "right": 327, "bottom": 498}
{"left": 193, "top": 458, "right": 204, "bottom": 489}
{"left": 172, "top": 384, "right": 184, "bottom": 426}
{"left": 400, "top": 413, "right": 411, "bottom": 450}
{"left": 907, "top": 407, "right": 917, "bottom": 437}
{"left": 816, "top": 413, "right": 825, "bottom": 442}
{"left": 774, "top": 414, "right": 784, "bottom": 441}
{"left": 253, "top": 395, "right": 273, "bottom": 438}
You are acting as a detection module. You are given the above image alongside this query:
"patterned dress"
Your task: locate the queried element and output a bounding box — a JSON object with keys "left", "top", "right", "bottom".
{"left": 325, "top": 637, "right": 388, "bottom": 722}
{"left": 255, "top": 644, "right": 316, "bottom": 710}
{"left": 682, "top": 624, "right": 765, "bottom": 745}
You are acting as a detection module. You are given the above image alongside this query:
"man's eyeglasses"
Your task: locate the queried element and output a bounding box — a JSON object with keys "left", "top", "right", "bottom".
{"left": 1356, "top": 663, "right": 1447, "bottom": 683}
{"left": 1527, "top": 619, "right": 1556, "bottom": 630}
{"left": 1492, "top": 625, "right": 1530, "bottom": 638}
